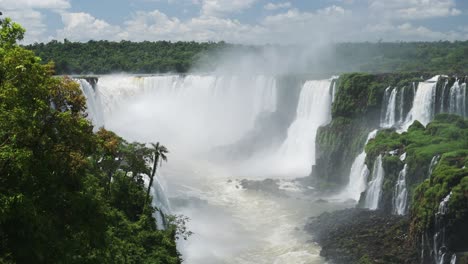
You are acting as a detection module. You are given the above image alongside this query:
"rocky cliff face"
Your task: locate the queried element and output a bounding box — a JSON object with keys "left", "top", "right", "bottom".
{"left": 312, "top": 73, "right": 467, "bottom": 264}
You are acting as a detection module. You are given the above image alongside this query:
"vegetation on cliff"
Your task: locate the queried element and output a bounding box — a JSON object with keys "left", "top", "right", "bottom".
{"left": 364, "top": 114, "right": 468, "bottom": 258}
{"left": 314, "top": 73, "right": 426, "bottom": 189}
{"left": 0, "top": 18, "right": 182, "bottom": 263}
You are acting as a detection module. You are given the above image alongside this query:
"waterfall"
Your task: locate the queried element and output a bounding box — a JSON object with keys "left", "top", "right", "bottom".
{"left": 77, "top": 75, "right": 278, "bottom": 151}
{"left": 331, "top": 79, "right": 337, "bottom": 103}
{"left": 428, "top": 155, "right": 440, "bottom": 177}
{"left": 404, "top": 76, "right": 439, "bottom": 127}
{"left": 448, "top": 80, "right": 466, "bottom": 117}
{"left": 364, "top": 155, "right": 385, "bottom": 210}
{"left": 440, "top": 80, "right": 448, "bottom": 113}
{"left": 433, "top": 192, "right": 452, "bottom": 264}
{"left": 450, "top": 254, "right": 457, "bottom": 264}
{"left": 398, "top": 86, "right": 406, "bottom": 123}
{"left": 77, "top": 79, "right": 104, "bottom": 128}
{"left": 392, "top": 164, "right": 408, "bottom": 215}
{"left": 381, "top": 87, "right": 398, "bottom": 128}
{"left": 340, "top": 130, "right": 378, "bottom": 201}
{"left": 277, "top": 79, "right": 332, "bottom": 176}
{"left": 149, "top": 172, "right": 171, "bottom": 230}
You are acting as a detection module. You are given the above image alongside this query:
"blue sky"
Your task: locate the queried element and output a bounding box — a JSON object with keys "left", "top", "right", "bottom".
{"left": 1, "top": 0, "right": 468, "bottom": 44}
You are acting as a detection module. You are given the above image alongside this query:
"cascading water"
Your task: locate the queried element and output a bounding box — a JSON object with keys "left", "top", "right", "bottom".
{"left": 381, "top": 87, "right": 397, "bottom": 128}
{"left": 77, "top": 79, "right": 104, "bottom": 128}
{"left": 433, "top": 192, "right": 453, "bottom": 264}
{"left": 405, "top": 76, "right": 439, "bottom": 127}
{"left": 339, "top": 130, "right": 378, "bottom": 201}
{"left": 450, "top": 254, "right": 457, "bottom": 264}
{"left": 448, "top": 80, "right": 466, "bottom": 117}
{"left": 92, "top": 75, "right": 277, "bottom": 150}
{"left": 364, "top": 155, "right": 385, "bottom": 210}
{"left": 276, "top": 79, "right": 333, "bottom": 176}
{"left": 77, "top": 74, "right": 343, "bottom": 264}
{"left": 440, "top": 80, "right": 449, "bottom": 113}
{"left": 428, "top": 155, "right": 440, "bottom": 177}
{"left": 392, "top": 164, "right": 408, "bottom": 215}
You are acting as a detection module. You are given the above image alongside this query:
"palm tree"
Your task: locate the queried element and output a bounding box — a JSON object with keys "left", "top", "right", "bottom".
{"left": 146, "top": 142, "right": 168, "bottom": 204}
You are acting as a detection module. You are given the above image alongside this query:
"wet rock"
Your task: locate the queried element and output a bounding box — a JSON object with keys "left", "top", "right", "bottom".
{"left": 305, "top": 208, "right": 418, "bottom": 264}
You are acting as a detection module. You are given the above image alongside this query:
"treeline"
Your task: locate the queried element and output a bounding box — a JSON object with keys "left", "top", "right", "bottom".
{"left": 333, "top": 41, "right": 468, "bottom": 74}
{"left": 26, "top": 39, "right": 232, "bottom": 74}
{"left": 1, "top": 19, "right": 184, "bottom": 263}
{"left": 25, "top": 39, "right": 468, "bottom": 75}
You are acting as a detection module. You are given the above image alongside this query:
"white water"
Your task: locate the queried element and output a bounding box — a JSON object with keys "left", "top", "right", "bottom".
{"left": 78, "top": 74, "right": 343, "bottom": 264}
{"left": 338, "top": 130, "right": 378, "bottom": 201}
{"left": 450, "top": 254, "right": 457, "bottom": 264}
{"left": 392, "top": 164, "right": 408, "bottom": 215}
{"left": 275, "top": 79, "right": 332, "bottom": 176}
{"left": 428, "top": 155, "right": 440, "bottom": 177}
{"left": 398, "top": 86, "right": 406, "bottom": 123}
{"left": 78, "top": 79, "right": 104, "bottom": 127}
{"left": 404, "top": 76, "right": 439, "bottom": 128}
{"left": 95, "top": 75, "right": 277, "bottom": 150}
{"left": 449, "top": 81, "right": 466, "bottom": 117}
{"left": 364, "top": 155, "right": 385, "bottom": 210}
{"left": 381, "top": 87, "right": 398, "bottom": 128}
{"left": 434, "top": 192, "right": 452, "bottom": 264}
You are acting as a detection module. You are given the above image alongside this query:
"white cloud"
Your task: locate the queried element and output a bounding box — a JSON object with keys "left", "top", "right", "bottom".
{"left": 364, "top": 22, "right": 462, "bottom": 41}
{"left": 3, "top": 0, "right": 468, "bottom": 44}
{"left": 264, "top": 2, "right": 291, "bottom": 11}
{"left": 0, "top": 0, "right": 71, "bottom": 43}
{"left": 201, "top": 0, "right": 258, "bottom": 16}
{"left": 0, "top": 0, "right": 70, "bottom": 10}
{"left": 57, "top": 12, "right": 122, "bottom": 41}
{"left": 5, "top": 9, "right": 47, "bottom": 43}
{"left": 369, "top": 0, "right": 461, "bottom": 20}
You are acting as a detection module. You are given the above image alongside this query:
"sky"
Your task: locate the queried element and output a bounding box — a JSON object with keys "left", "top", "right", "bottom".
{"left": 1, "top": 0, "right": 468, "bottom": 44}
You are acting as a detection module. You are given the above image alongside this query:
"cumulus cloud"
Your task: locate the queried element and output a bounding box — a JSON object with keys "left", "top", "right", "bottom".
{"left": 369, "top": 0, "right": 461, "bottom": 20}
{"left": 3, "top": 0, "right": 468, "bottom": 44}
{"left": 4, "top": 9, "right": 48, "bottom": 43}
{"left": 0, "top": 0, "right": 71, "bottom": 43}
{"left": 57, "top": 12, "right": 122, "bottom": 41}
{"left": 264, "top": 2, "right": 291, "bottom": 11}
{"left": 201, "top": 0, "right": 258, "bottom": 16}
{"left": 0, "top": 0, "right": 70, "bottom": 10}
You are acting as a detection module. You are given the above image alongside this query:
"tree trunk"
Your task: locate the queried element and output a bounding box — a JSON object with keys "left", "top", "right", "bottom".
{"left": 146, "top": 152, "right": 158, "bottom": 204}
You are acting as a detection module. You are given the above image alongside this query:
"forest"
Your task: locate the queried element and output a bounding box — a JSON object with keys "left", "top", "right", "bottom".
{"left": 0, "top": 18, "right": 184, "bottom": 264}
{"left": 25, "top": 39, "right": 468, "bottom": 75}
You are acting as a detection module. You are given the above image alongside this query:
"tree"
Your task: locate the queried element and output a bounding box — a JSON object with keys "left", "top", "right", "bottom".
{"left": 0, "top": 18, "right": 182, "bottom": 263}
{"left": 146, "top": 142, "right": 168, "bottom": 204}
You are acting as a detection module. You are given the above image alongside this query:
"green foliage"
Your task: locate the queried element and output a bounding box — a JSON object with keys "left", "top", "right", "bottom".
{"left": 0, "top": 18, "right": 182, "bottom": 263}
{"left": 314, "top": 73, "right": 427, "bottom": 190}
{"left": 24, "top": 39, "right": 468, "bottom": 74}
{"left": 25, "top": 40, "right": 229, "bottom": 74}
{"left": 363, "top": 115, "right": 468, "bottom": 246}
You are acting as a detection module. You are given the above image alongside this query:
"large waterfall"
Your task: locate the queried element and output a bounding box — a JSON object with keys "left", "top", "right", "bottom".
{"left": 276, "top": 79, "right": 333, "bottom": 176}
{"left": 77, "top": 74, "right": 340, "bottom": 264}
{"left": 92, "top": 75, "right": 277, "bottom": 150}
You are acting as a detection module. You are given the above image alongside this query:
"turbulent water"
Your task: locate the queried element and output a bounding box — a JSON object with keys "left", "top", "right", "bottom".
{"left": 79, "top": 74, "right": 345, "bottom": 264}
